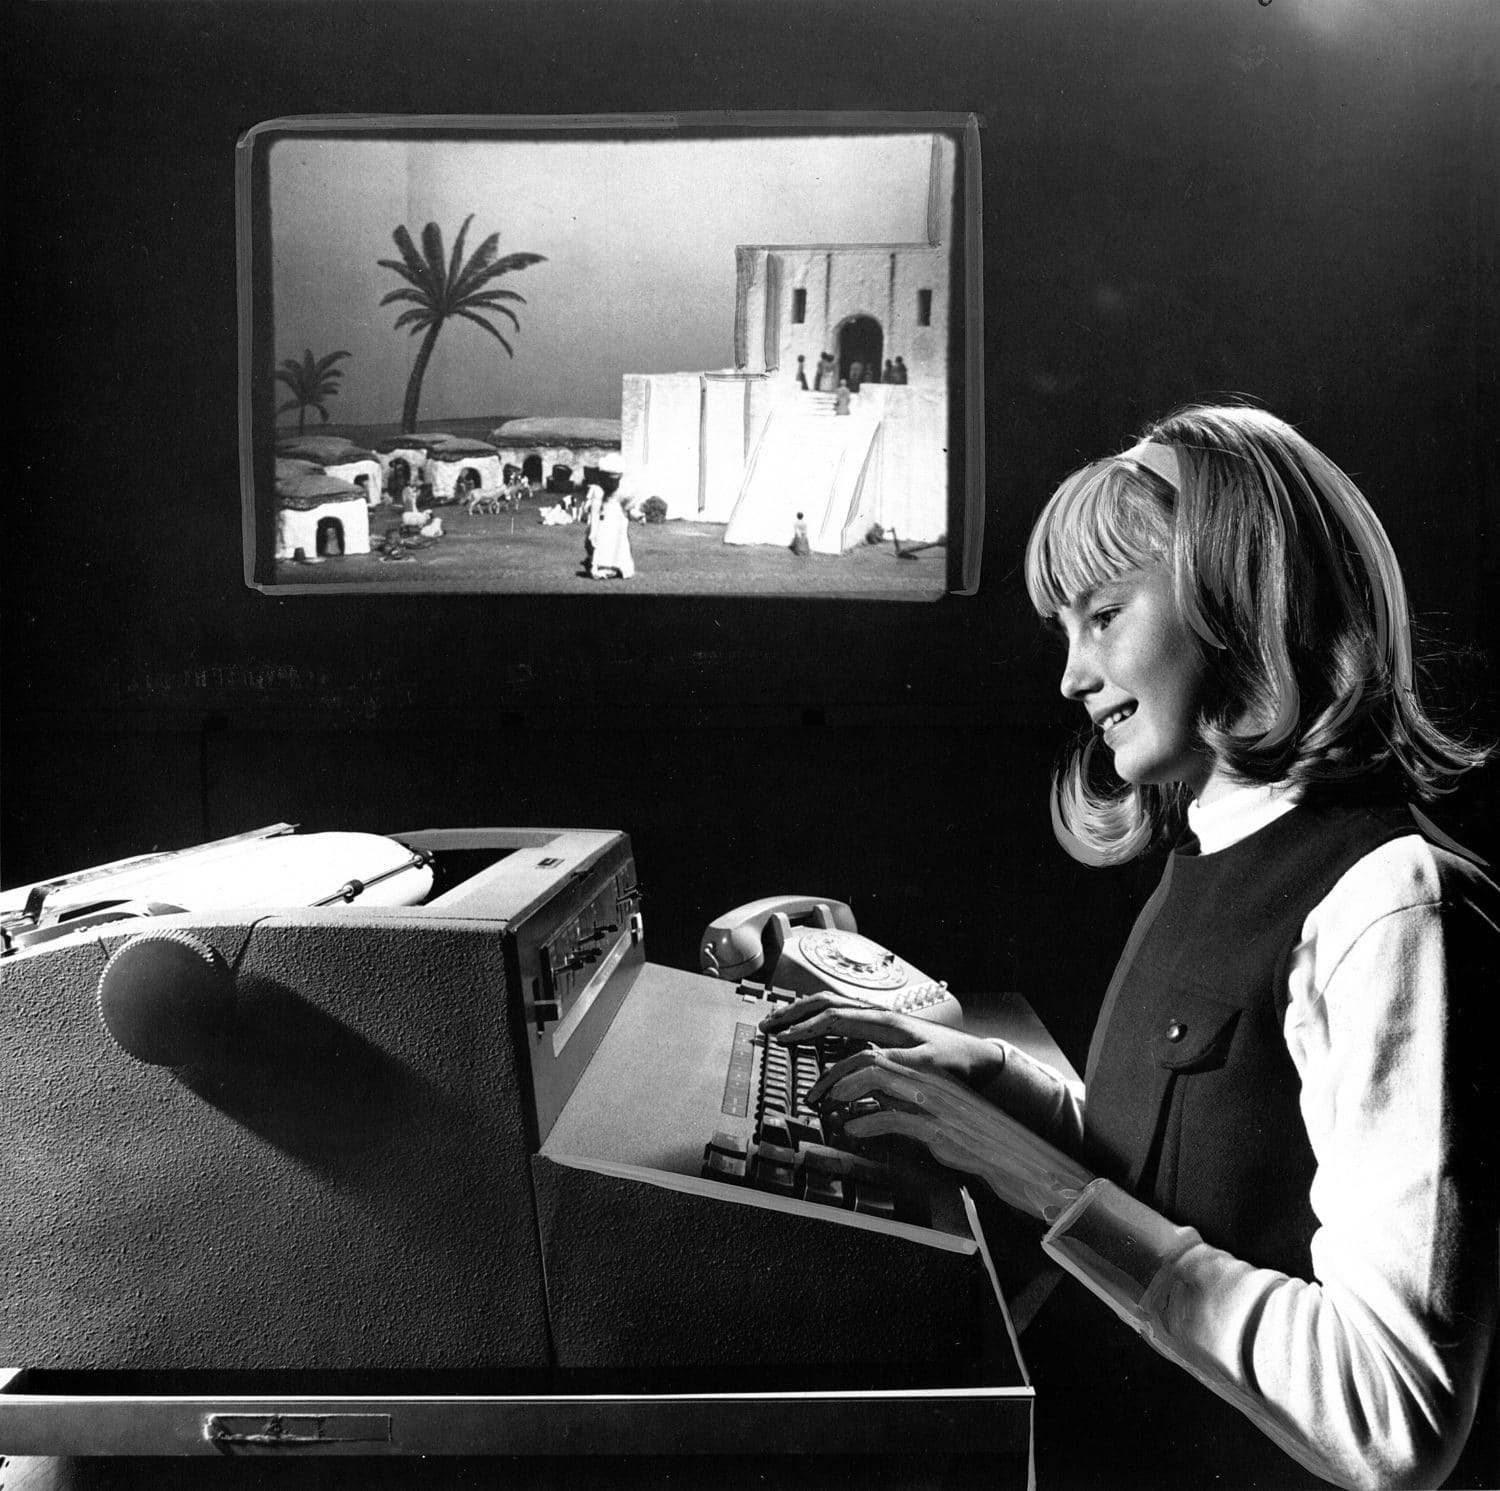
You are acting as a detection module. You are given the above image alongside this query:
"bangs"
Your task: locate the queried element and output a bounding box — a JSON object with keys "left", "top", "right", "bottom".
{"left": 1025, "top": 458, "right": 1173, "bottom": 615}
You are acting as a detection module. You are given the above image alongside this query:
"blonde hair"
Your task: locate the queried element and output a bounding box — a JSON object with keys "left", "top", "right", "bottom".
{"left": 1025, "top": 404, "right": 1488, "bottom": 865}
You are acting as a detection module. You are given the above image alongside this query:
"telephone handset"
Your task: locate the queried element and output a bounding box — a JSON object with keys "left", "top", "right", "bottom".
{"left": 699, "top": 895, "right": 963, "bottom": 1028}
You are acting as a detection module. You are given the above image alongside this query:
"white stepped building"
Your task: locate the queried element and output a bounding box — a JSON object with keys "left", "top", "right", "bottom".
{"left": 620, "top": 133, "right": 955, "bottom": 550}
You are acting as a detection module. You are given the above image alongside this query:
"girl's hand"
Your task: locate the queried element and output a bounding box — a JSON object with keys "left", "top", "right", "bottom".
{"left": 759, "top": 991, "right": 1006, "bottom": 1092}
{"left": 818, "top": 1051, "right": 1094, "bottom": 1224}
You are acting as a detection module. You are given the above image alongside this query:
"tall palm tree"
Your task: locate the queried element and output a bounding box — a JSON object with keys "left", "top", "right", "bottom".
{"left": 275, "top": 348, "right": 352, "bottom": 434}
{"left": 379, "top": 216, "right": 546, "bottom": 433}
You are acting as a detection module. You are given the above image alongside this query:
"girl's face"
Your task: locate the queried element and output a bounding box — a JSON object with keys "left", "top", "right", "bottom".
{"left": 1054, "top": 561, "right": 1226, "bottom": 802}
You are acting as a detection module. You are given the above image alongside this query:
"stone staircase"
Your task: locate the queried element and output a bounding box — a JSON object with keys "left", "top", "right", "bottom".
{"left": 724, "top": 390, "right": 884, "bottom": 553}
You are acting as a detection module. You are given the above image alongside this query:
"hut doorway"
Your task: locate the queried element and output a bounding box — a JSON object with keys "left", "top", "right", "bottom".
{"left": 315, "top": 517, "right": 345, "bottom": 557}
{"left": 837, "top": 316, "right": 884, "bottom": 389}
{"left": 388, "top": 457, "right": 412, "bottom": 499}
{"left": 522, "top": 453, "right": 544, "bottom": 485}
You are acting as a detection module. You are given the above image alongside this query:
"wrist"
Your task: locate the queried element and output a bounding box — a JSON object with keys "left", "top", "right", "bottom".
{"left": 965, "top": 1035, "right": 1007, "bottom": 1090}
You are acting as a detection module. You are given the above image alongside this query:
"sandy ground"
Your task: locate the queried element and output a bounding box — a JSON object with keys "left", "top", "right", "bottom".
{"left": 269, "top": 495, "right": 950, "bottom": 599}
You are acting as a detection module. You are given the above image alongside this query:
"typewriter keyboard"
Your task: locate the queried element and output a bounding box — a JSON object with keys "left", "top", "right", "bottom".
{"left": 700, "top": 1000, "right": 932, "bottom": 1226}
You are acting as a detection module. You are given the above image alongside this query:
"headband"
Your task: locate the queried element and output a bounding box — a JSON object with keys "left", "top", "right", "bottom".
{"left": 1121, "top": 439, "right": 1182, "bottom": 491}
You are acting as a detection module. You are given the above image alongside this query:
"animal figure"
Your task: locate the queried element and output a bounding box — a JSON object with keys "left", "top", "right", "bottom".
{"left": 466, "top": 486, "right": 506, "bottom": 515}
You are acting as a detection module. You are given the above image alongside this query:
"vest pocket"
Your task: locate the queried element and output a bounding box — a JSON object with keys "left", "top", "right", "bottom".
{"left": 1151, "top": 990, "right": 1241, "bottom": 1073}
{"left": 1146, "top": 990, "right": 1244, "bottom": 1210}
{"left": 1086, "top": 991, "right": 1245, "bottom": 1194}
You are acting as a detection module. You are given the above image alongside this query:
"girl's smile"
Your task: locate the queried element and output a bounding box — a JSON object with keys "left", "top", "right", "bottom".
{"left": 1054, "top": 562, "right": 1227, "bottom": 802}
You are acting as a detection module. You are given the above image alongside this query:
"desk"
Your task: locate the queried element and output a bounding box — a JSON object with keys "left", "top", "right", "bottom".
{"left": 967, "top": 990, "right": 1081, "bottom": 1085}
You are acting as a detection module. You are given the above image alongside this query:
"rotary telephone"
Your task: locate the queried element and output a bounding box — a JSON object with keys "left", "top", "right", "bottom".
{"left": 698, "top": 895, "right": 963, "bottom": 1028}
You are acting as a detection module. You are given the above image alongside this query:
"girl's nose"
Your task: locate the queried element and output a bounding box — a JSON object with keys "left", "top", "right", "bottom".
{"left": 1059, "top": 639, "right": 1099, "bottom": 701}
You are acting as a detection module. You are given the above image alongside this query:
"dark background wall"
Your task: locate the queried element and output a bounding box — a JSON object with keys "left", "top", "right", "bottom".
{"left": 4, "top": 0, "right": 1496, "bottom": 1068}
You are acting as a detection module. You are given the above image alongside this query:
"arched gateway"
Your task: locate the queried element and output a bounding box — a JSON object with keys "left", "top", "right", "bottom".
{"left": 837, "top": 316, "right": 884, "bottom": 386}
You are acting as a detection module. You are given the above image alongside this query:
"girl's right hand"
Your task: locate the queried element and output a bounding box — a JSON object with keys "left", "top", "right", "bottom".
{"left": 758, "top": 991, "right": 1008, "bottom": 1095}
{"left": 815, "top": 1052, "right": 1094, "bottom": 1223}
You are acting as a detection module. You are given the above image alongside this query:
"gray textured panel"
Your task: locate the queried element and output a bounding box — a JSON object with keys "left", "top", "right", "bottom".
{"left": 532, "top": 1158, "right": 1005, "bottom": 1377}
{"left": 1, "top": 917, "right": 550, "bottom": 1369}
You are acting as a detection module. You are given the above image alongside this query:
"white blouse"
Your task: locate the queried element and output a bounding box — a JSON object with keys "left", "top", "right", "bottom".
{"left": 987, "top": 784, "right": 1498, "bottom": 1490}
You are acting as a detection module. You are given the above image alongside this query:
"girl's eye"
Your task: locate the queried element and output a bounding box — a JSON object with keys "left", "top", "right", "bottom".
{"left": 1090, "top": 607, "right": 1120, "bottom": 632}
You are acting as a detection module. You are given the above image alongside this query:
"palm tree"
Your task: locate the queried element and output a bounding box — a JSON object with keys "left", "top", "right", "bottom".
{"left": 379, "top": 216, "right": 546, "bottom": 433}
{"left": 275, "top": 348, "right": 352, "bottom": 434}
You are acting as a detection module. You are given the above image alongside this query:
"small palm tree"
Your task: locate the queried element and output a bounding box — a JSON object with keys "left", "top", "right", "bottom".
{"left": 379, "top": 216, "right": 546, "bottom": 433}
{"left": 275, "top": 348, "right": 352, "bottom": 434}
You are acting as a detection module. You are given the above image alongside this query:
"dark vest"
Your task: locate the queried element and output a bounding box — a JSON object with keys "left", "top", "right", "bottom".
{"left": 1081, "top": 797, "right": 1416, "bottom": 1275}
{"left": 1023, "top": 797, "right": 1498, "bottom": 1490}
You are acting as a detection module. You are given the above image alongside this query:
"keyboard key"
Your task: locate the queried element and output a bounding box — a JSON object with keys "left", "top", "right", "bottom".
{"left": 751, "top": 1146, "right": 797, "bottom": 1197}
{"left": 785, "top": 1116, "right": 823, "bottom": 1148}
{"left": 702, "top": 1147, "right": 749, "bottom": 1184}
{"left": 756, "top": 1117, "right": 793, "bottom": 1150}
{"left": 803, "top": 1145, "right": 891, "bottom": 1191}
{"left": 852, "top": 1183, "right": 897, "bottom": 1219}
{"left": 818, "top": 1036, "right": 865, "bottom": 1063}
{"left": 796, "top": 1143, "right": 854, "bottom": 1178}
{"left": 803, "top": 1171, "right": 846, "bottom": 1207}
{"left": 707, "top": 1130, "right": 748, "bottom": 1160}
{"left": 755, "top": 1142, "right": 797, "bottom": 1169}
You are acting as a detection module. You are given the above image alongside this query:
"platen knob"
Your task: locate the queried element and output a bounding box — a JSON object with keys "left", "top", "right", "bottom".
{"left": 97, "top": 930, "right": 234, "bottom": 1065}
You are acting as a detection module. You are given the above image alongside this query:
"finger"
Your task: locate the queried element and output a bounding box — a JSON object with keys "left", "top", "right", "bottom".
{"left": 844, "top": 1114, "right": 973, "bottom": 1177}
{"left": 822, "top": 1060, "right": 930, "bottom": 1110}
{"left": 769, "top": 1009, "right": 910, "bottom": 1052}
{"left": 804, "top": 1047, "right": 881, "bottom": 1105}
{"left": 756, "top": 996, "right": 829, "bottom": 1032}
{"left": 757, "top": 991, "right": 852, "bottom": 1032}
{"left": 761, "top": 1009, "right": 844, "bottom": 1045}
{"left": 842, "top": 1109, "right": 938, "bottom": 1142}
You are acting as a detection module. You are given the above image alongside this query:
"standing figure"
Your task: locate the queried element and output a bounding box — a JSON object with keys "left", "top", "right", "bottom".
{"left": 579, "top": 482, "right": 604, "bottom": 573}
{"left": 790, "top": 511, "right": 811, "bottom": 557}
{"left": 762, "top": 404, "right": 1498, "bottom": 1491}
{"left": 795, "top": 355, "right": 808, "bottom": 391}
{"left": 834, "top": 381, "right": 851, "bottom": 416}
{"left": 891, "top": 356, "right": 908, "bottom": 385}
{"left": 588, "top": 488, "right": 635, "bottom": 579}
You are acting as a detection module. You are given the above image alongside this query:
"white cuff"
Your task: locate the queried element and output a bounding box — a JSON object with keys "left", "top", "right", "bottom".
{"left": 1041, "top": 1178, "right": 1200, "bottom": 1332}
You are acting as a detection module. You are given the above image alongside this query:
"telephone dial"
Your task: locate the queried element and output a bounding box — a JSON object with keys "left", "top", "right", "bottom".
{"left": 699, "top": 895, "right": 963, "bottom": 1028}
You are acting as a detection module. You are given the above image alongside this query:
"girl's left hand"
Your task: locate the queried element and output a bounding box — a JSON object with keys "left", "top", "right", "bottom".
{"left": 761, "top": 991, "right": 1007, "bottom": 1092}
{"left": 820, "top": 1050, "right": 1095, "bottom": 1224}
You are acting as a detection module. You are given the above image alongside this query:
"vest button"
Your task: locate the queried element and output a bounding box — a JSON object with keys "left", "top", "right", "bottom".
{"left": 1165, "top": 1020, "right": 1186, "bottom": 1042}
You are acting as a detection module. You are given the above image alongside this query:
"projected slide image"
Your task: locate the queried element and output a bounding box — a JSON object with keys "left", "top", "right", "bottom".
{"left": 240, "top": 116, "right": 979, "bottom": 599}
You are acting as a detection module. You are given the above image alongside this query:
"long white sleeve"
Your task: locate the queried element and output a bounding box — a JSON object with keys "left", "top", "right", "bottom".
{"left": 976, "top": 1038, "right": 1086, "bottom": 1156}
{"left": 1040, "top": 836, "right": 1498, "bottom": 1490}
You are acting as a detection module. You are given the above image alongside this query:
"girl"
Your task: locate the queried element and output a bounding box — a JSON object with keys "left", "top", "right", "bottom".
{"left": 762, "top": 405, "right": 1497, "bottom": 1490}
